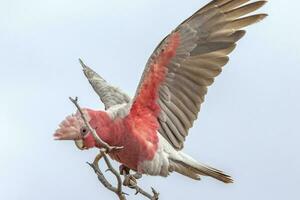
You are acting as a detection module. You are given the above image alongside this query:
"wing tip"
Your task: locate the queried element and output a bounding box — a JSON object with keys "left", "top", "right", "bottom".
{"left": 254, "top": 13, "right": 268, "bottom": 24}
{"left": 78, "top": 58, "right": 94, "bottom": 78}
{"left": 78, "top": 58, "right": 88, "bottom": 70}
{"left": 258, "top": 13, "right": 268, "bottom": 20}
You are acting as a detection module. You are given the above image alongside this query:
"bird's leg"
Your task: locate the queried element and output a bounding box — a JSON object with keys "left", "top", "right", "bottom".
{"left": 119, "top": 164, "right": 130, "bottom": 175}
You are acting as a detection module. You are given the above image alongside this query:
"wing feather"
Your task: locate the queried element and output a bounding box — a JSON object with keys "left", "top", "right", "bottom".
{"left": 130, "top": 0, "right": 267, "bottom": 149}
{"left": 79, "top": 59, "right": 131, "bottom": 110}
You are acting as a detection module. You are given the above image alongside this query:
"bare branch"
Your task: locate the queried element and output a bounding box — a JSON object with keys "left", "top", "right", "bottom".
{"left": 88, "top": 152, "right": 127, "bottom": 200}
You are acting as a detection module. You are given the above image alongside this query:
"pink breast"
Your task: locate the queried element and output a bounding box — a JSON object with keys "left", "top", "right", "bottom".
{"left": 108, "top": 118, "right": 159, "bottom": 170}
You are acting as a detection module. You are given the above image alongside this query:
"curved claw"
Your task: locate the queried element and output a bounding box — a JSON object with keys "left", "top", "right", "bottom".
{"left": 123, "top": 175, "right": 137, "bottom": 188}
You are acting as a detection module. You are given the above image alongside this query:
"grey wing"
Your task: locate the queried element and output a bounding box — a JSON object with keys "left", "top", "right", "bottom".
{"left": 134, "top": 0, "right": 267, "bottom": 150}
{"left": 79, "top": 59, "right": 131, "bottom": 110}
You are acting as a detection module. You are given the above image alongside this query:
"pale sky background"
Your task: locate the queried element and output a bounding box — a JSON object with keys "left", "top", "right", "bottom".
{"left": 0, "top": 0, "right": 299, "bottom": 200}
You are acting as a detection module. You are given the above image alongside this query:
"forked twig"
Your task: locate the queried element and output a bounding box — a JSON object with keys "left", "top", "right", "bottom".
{"left": 88, "top": 152, "right": 127, "bottom": 200}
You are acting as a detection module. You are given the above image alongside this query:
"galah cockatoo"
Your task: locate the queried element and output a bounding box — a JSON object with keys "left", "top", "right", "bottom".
{"left": 54, "top": 0, "right": 267, "bottom": 183}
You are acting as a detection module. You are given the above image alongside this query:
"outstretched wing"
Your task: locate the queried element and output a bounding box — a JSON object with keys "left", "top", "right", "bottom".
{"left": 130, "top": 0, "right": 267, "bottom": 150}
{"left": 79, "top": 59, "right": 131, "bottom": 110}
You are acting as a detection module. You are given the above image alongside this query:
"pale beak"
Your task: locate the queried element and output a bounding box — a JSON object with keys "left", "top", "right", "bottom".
{"left": 74, "top": 139, "right": 86, "bottom": 150}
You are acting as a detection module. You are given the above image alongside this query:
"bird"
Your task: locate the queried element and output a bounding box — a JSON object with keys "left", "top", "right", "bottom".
{"left": 54, "top": 0, "right": 267, "bottom": 183}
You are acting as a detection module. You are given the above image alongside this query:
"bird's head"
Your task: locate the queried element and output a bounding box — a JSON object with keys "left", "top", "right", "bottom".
{"left": 54, "top": 109, "right": 99, "bottom": 150}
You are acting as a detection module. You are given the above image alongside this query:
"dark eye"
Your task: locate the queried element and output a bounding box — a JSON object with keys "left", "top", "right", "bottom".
{"left": 80, "top": 126, "right": 88, "bottom": 136}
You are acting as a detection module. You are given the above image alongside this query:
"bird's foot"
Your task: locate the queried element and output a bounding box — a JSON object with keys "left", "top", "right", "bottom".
{"left": 123, "top": 174, "right": 136, "bottom": 188}
{"left": 123, "top": 174, "right": 137, "bottom": 188}
{"left": 123, "top": 172, "right": 142, "bottom": 188}
{"left": 119, "top": 164, "right": 143, "bottom": 188}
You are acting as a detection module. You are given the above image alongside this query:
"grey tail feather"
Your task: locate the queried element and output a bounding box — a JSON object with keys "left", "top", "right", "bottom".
{"left": 170, "top": 154, "right": 233, "bottom": 183}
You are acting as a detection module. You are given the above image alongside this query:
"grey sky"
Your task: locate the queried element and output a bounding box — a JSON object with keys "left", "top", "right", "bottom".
{"left": 0, "top": 0, "right": 299, "bottom": 199}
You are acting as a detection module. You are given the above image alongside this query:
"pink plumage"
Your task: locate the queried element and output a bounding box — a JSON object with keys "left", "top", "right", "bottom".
{"left": 55, "top": 0, "right": 267, "bottom": 183}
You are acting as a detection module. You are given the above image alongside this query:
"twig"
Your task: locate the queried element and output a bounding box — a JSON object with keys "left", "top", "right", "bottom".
{"left": 101, "top": 149, "right": 124, "bottom": 197}
{"left": 88, "top": 152, "right": 127, "bottom": 200}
